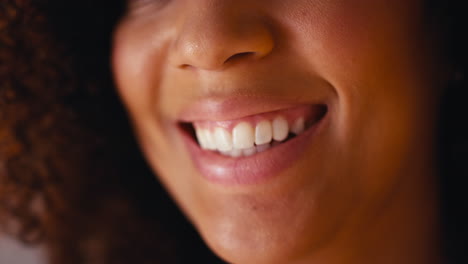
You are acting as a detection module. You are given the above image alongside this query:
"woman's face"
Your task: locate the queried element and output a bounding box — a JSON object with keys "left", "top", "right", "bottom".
{"left": 113, "top": 0, "right": 441, "bottom": 263}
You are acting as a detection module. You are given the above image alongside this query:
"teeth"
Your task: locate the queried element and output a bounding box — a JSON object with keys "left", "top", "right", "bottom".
{"left": 291, "top": 117, "right": 305, "bottom": 135}
{"left": 242, "top": 147, "right": 256, "bottom": 157}
{"left": 255, "top": 120, "right": 273, "bottom": 145}
{"left": 195, "top": 129, "right": 217, "bottom": 150}
{"left": 233, "top": 122, "right": 255, "bottom": 149}
{"left": 214, "top": 127, "right": 233, "bottom": 151}
{"left": 221, "top": 148, "right": 242, "bottom": 157}
{"left": 272, "top": 116, "right": 289, "bottom": 141}
{"left": 231, "top": 149, "right": 242, "bottom": 157}
{"left": 256, "top": 143, "right": 271, "bottom": 152}
{"left": 204, "top": 130, "right": 217, "bottom": 150}
{"left": 195, "top": 128, "right": 209, "bottom": 149}
{"left": 194, "top": 115, "right": 307, "bottom": 156}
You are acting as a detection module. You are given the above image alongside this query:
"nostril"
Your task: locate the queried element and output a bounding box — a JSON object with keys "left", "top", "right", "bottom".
{"left": 177, "top": 52, "right": 255, "bottom": 70}
{"left": 224, "top": 52, "right": 256, "bottom": 65}
{"left": 179, "top": 64, "right": 194, "bottom": 70}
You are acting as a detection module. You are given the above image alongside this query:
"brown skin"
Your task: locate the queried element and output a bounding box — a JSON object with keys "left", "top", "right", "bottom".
{"left": 113, "top": 0, "right": 443, "bottom": 263}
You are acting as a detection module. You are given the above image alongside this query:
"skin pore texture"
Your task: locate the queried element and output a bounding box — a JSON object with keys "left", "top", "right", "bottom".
{"left": 112, "top": 0, "right": 443, "bottom": 263}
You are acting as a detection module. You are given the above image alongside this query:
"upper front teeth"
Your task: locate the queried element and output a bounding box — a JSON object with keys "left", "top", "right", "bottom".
{"left": 255, "top": 120, "right": 272, "bottom": 145}
{"left": 195, "top": 116, "right": 305, "bottom": 155}
{"left": 214, "top": 127, "right": 233, "bottom": 151}
{"left": 272, "top": 116, "right": 289, "bottom": 141}
{"left": 233, "top": 122, "right": 255, "bottom": 149}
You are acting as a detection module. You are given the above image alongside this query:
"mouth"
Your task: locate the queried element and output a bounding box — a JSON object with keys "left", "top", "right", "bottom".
{"left": 181, "top": 105, "right": 327, "bottom": 156}
{"left": 178, "top": 103, "right": 328, "bottom": 185}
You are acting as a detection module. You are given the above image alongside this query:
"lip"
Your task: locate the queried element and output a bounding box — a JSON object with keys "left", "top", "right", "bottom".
{"left": 179, "top": 104, "right": 328, "bottom": 185}
{"left": 178, "top": 96, "right": 327, "bottom": 122}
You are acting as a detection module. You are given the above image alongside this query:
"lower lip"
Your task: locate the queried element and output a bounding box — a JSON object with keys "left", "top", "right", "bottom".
{"left": 180, "top": 112, "right": 327, "bottom": 186}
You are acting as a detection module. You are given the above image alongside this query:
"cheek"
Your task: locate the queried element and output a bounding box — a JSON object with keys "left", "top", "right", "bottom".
{"left": 112, "top": 20, "right": 170, "bottom": 120}
{"left": 113, "top": 35, "right": 148, "bottom": 117}
{"left": 289, "top": 0, "right": 433, "bottom": 194}
{"left": 112, "top": 18, "right": 201, "bottom": 206}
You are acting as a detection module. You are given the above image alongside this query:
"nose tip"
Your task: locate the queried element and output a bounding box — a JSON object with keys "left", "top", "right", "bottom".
{"left": 171, "top": 12, "right": 275, "bottom": 71}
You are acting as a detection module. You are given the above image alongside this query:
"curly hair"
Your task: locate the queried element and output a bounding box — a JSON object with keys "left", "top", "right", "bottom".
{"left": 0, "top": 0, "right": 466, "bottom": 263}
{"left": 0, "top": 0, "right": 223, "bottom": 263}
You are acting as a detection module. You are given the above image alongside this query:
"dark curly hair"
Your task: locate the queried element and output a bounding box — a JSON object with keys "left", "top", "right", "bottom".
{"left": 0, "top": 0, "right": 466, "bottom": 263}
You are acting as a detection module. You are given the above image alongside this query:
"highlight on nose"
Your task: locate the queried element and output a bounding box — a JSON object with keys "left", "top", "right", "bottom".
{"left": 172, "top": 19, "right": 275, "bottom": 71}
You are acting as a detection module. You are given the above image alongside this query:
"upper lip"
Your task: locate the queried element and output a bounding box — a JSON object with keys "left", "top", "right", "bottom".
{"left": 178, "top": 95, "right": 329, "bottom": 123}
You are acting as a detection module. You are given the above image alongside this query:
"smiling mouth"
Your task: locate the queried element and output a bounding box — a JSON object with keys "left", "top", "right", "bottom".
{"left": 180, "top": 104, "right": 327, "bottom": 157}
{"left": 178, "top": 103, "right": 328, "bottom": 185}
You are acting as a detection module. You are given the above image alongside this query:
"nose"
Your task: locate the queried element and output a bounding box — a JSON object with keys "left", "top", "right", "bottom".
{"left": 170, "top": 1, "right": 274, "bottom": 71}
